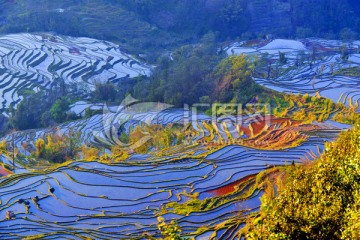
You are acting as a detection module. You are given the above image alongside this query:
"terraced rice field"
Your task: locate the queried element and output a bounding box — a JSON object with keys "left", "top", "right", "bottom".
{"left": 0, "top": 33, "right": 151, "bottom": 111}
{"left": 0, "top": 129, "right": 340, "bottom": 239}
{"left": 0, "top": 37, "right": 357, "bottom": 238}
{"left": 227, "top": 39, "right": 360, "bottom": 106}
{"left": 0, "top": 105, "right": 346, "bottom": 238}
{"left": 1, "top": 107, "right": 340, "bottom": 158}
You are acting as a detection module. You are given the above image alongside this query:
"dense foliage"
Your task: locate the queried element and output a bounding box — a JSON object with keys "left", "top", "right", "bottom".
{"left": 131, "top": 36, "right": 278, "bottom": 107}
{"left": 243, "top": 126, "right": 360, "bottom": 239}
{"left": 34, "top": 130, "right": 80, "bottom": 163}
{"left": 0, "top": 0, "right": 358, "bottom": 57}
{"left": 157, "top": 217, "right": 183, "bottom": 240}
{"left": 128, "top": 124, "right": 184, "bottom": 154}
{"left": 9, "top": 91, "right": 78, "bottom": 130}
{"left": 131, "top": 32, "right": 220, "bottom": 106}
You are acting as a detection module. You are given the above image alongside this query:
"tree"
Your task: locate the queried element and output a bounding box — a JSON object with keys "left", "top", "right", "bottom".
{"left": 35, "top": 139, "right": 45, "bottom": 158}
{"left": 81, "top": 145, "right": 100, "bottom": 161}
{"left": 340, "top": 28, "right": 358, "bottom": 40}
{"left": 33, "top": 131, "right": 80, "bottom": 163}
{"left": 157, "top": 216, "right": 183, "bottom": 240}
{"left": 0, "top": 140, "right": 7, "bottom": 155}
{"left": 50, "top": 98, "right": 70, "bottom": 123}
{"left": 199, "top": 95, "right": 211, "bottom": 104}
{"left": 41, "top": 111, "right": 55, "bottom": 127}
{"left": 10, "top": 88, "right": 71, "bottom": 130}
{"left": 279, "top": 52, "right": 287, "bottom": 64}
{"left": 341, "top": 45, "right": 349, "bottom": 61}
{"left": 64, "top": 129, "right": 81, "bottom": 158}
{"left": 111, "top": 145, "right": 129, "bottom": 161}
{"left": 243, "top": 126, "right": 360, "bottom": 239}
{"left": 93, "top": 82, "right": 118, "bottom": 102}
{"left": 132, "top": 33, "right": 220, "bottom": 107}
{"left": 212, "top": 54, "right": 258, "bottom": 103}
{"left": 10, "top": 91, "right": 49, "bottom": 130}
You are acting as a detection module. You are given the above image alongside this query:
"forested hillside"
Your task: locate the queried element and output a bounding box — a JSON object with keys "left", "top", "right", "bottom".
{"left": 0, "top": 0, "right": 359, "bottom": 56}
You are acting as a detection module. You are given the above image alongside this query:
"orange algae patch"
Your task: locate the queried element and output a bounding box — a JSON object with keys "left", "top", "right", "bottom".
{"left": 242, "top": 116, "right": 301, "bottom": 137}
{"left": 0, "top": 166, "right": 12, "bottom": 176}
{"left": 206, "top": 173, "right": 258, "bottom": 197}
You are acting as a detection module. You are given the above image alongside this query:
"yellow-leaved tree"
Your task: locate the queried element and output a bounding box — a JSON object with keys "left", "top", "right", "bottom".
{"left": 81, "top": 145, "right": 100, "bottom": 161}
{"left": 242, "top": 126, "right": 360, "bottom": 239}
{"left": 0, "top": 140, "right": 7, "bottom": 155}
{"left": 35, "top": 139, "right": 45, "bottom": 158}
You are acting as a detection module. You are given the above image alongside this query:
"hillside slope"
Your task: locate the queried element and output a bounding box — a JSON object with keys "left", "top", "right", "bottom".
{"left": 0, "top": 0, "right": 359, "bottom": 56}
{"left": 0, "top": 33, "right": 151, "bottom": 113}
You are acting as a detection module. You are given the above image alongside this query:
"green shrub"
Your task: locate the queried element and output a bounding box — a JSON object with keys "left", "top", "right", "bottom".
{"left": 32, "top": 131, "right": 80, "bottom": 163}
{"left": 243, "top": 126, "right": 360, "bottom": 239}
{"left": 157, "top": 217, "right": 183, "bottom": 240}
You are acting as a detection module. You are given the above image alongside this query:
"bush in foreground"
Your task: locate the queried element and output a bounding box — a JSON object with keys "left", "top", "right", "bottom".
{"left": 243, "top": 126, "right": 360, "bottom": 239}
